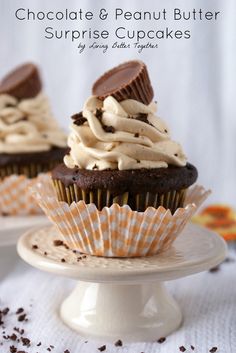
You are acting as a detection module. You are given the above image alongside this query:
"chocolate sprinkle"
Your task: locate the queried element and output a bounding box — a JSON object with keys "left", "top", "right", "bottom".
{"left": 179, "top": 346, "right": 186, "bottom": 352}
{"left": 114, "top": 339, "right": 123, "bottom": 347}
{"left": 98, "top": 345, "right": 106, "bottom": 352}
{"left": 209, "top": 347, "right": 218, "bottom": 353}
{"left": 32, "top": 245, "right": 38, "bottom": 250}
{"left": 134, "top": 133, "right": 139, "bottom": 137}
{"left": 61, "top": 258, "right": 66, "bottom": 263}
{"left": 191, "top": 345, "right": 195, "bottom": 350}
{"left": 157, "top": 337, "right": 166, "bottom": 343}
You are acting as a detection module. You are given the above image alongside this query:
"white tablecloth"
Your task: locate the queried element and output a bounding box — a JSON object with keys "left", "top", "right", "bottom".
{"left": 0, "top": 244, "right": 235, "bottom": 353}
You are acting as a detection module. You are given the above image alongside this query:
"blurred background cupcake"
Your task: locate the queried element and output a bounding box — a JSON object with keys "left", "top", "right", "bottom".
{"left": 0, "top": 62, "right": 67, "bottom": 178}
{"left": 52, "top": 61, "right": 198, "bottom": 213}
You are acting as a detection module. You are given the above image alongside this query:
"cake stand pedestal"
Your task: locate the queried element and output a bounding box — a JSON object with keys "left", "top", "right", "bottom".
{"left": 17, "top": 223, "right": 227, "bottom": 342}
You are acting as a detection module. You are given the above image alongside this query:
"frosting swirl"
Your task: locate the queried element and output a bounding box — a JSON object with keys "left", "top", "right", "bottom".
{"left": 0, "top": 93, "right": 67, "bottom": 153}
{"left": 64, "top": 96, "right": 187, "bottom": 170}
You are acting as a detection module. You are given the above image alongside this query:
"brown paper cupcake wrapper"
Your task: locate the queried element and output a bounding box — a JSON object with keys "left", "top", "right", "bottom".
{"left": 0, "top": 161, "right": 61, "bottom": 179}
{"left": 0, "top": 174, "right": 51, "bottom": 216}
{"left": 53, "top": 179, "right": 187, "bottom": 213}
{"left": 31, "top": 176, "right": 211, "bottom": 257}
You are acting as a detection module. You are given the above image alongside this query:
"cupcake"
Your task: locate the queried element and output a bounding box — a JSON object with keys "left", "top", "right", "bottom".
{"left": 0, "top": 62, "right": 67, "bottom": 178}
{"left": 52, "top": 60, "right": 197, "bottom": 213}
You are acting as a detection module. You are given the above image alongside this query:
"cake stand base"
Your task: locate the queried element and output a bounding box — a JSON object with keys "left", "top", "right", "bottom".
{"left": 60, "top": 281, "right": 182, "bottom": 342}
{"left": 17, "top": 223, "right": 227, "bottom": 342}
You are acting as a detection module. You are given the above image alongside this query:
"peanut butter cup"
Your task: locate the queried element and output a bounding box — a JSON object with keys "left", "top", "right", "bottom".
{"left": 92, "top": 60, "right": 154, "bottom": 105}
{"left": 0, "top": 63, "right": 42, "bottom": 100}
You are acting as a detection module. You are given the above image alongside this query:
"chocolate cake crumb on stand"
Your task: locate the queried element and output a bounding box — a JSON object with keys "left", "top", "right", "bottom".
{"left": 17, "top": 223, "right": 226, "bottom": 342}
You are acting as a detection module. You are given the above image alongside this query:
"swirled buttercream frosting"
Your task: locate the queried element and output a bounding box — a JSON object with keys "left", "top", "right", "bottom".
{"left": 64, "top": 96, "right": 187, "bottom": 171}
{"left": 0, "top": 93, "right": 67, "bottom": 153}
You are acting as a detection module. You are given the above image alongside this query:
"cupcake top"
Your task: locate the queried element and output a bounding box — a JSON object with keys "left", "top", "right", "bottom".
{"left": 64, "top": 61, "right": 187, "bottom": 171}
{"left": 0, "top": 63, "right": 67, "bottom": 154}
{"left": 64, "top": 96, "right": 186, "bottom": 170}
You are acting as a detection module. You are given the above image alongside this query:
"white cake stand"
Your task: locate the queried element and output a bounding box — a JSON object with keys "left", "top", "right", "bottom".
{"left": 17, "top": 222, "right": 227, "bottom": 342}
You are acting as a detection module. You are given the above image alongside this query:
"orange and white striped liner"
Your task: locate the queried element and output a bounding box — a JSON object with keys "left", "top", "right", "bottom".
{"left": 0, "top": 174, "right": 50, "bottom": 216}
{"left": 31, "top": 177, "right": 211, "bottom": 257}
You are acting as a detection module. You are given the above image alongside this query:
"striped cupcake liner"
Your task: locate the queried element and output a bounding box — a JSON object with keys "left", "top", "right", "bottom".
{"left": 0, "top": 174, "right": 51, "bottom": 216}
{"left": 31, "top": 177, "right": 211, "bottom": 257}
{"left": 53, "top": 179, "right": 187, "bottom": 213}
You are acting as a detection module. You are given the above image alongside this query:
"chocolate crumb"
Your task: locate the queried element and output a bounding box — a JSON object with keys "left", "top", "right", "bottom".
{"left": 64, "top": 350, "right": 70, "bottom": 353}
{"left": 191, "top": 345, "right": 195, "bottom": 350}
{"left": 134, "top": 133, "right": 139, "bottom": 138}
{"left": 209, "top": 266, "right": 220, "bottom": 273}
{"left": 95, "top": 108, "right": 103, "bottom": 120}
{"left": 18, "top": 314, "right": 27, "bottom": 322}
{"left": 174, "top": 153, "right": 178, "bottom": 157}
{"left": 72, "top": 113, "right": 87, "bottom": 126}
{"left": 53, "top": 240, "right": 64, "bottom": 247}
{"left": 164, "top": 129, "right": 168, "bottom": 133}
{"left": 13, "top": 327, "right": 24, "bottom": 335}
{"left": 71, "top": 112, "right": 83, "bottom": 120}
{"left": 32, "top": 245, "right": 38, "bottom": 250}
{"left": 224, "top": 257, "right": 235, "bottom": 263}
{"left": 21, "top": 337, "right": 31, "bottom": 347}
{"left": 9, "top": 333, "right": 17, "bottom": 341}
{"left": 179, "top": 346, "right": 186, "bottom": 352}
{"left": 114, "top": 339, "right": 123, "bottom": 347}
{"left": 103, "top": 125, "right": 115, "bottom": 133}
{"left": 2, "top": 308, "right": 9, "bottom": 315}
{"left": 16, "top": 308, "right": 24, "bottom": 315}
{"left": 98, "top": 345, "right": 106, "bottom": 352}
{"left": 92, "top": 164, "right": 98, "bottom": 170}
{"left": 36, "top": 342, "right": 41, "bottom": 346}
{"left": 209, "top": 347, "right": 218, "bottom": 352}
{"left": 133, "top": 113, "right": 154, "bottom": 127}
{"left": 10, "top": 346, "right": 17, "bottom": 353}
{"left": 44, "top": 252, "right": 48, "bottom": 256}
{"left": 47, "top": 348, "right": 51, "bottom": 352}
{"left": 61, "top": 258, "right": 66, "bottom": 263}
{"left": 157, "top": 337, "right": 166, "bottom": 343}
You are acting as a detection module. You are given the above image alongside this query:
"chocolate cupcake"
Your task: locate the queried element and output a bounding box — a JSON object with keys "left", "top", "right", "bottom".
{"left": 0, "top": 63, "right": 67, "bottom": 178}
{"left": 52, "top": 61, "right": 197, "bottom": 212}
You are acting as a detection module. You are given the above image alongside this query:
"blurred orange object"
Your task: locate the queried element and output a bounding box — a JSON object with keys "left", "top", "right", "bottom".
{"left": 192, "top": 204, "right": 236, "bottom": 241}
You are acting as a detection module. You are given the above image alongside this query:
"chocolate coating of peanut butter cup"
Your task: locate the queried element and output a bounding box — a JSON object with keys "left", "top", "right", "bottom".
{"left": 92, "top": 60, "right": 154, "bottom": 105}
{"left": 0, "top": 63, "right": 42, "bottom": 100}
